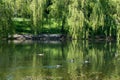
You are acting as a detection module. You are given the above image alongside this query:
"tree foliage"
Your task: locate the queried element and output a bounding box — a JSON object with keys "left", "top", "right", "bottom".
{"left": 0, "top": 0, "right": 120, "bottom": 40}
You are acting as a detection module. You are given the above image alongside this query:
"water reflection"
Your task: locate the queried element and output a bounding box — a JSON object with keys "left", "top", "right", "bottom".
{"left": 0, "top": 41, "right": 120, "bottom": 80}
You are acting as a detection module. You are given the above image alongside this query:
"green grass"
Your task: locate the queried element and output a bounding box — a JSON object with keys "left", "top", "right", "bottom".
{"left": 13, "top": 19, "right": 32, "bottom": 34}
{"left": 13, "top": 17, "right": 67, "bottom": 34}
{"left": 12, "top": 17, "right": 31, "bottom": 22}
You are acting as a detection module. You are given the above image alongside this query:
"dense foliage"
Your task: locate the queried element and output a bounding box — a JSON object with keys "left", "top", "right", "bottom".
{"left": 0, "top": 0, "right": 120, "bottom": 40}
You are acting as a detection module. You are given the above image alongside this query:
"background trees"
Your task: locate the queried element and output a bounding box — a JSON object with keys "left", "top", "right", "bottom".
{"left": 0, "top": 0, "right": 120, "bottom": 40}
{"left": 0, "top": 0, "right": 13, "bottom": 38}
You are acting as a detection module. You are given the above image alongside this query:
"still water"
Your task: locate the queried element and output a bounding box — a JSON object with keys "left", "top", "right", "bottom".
{"left": 0, "top": 40, "right": 120, "bottom": 80}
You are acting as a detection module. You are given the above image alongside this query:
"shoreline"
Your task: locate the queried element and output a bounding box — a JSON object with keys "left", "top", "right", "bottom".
{"left": 2, "top": 34, "right": 116, "bottom": 43}
{"left": 7, "top": 34, "right": 66, "bottom": 41}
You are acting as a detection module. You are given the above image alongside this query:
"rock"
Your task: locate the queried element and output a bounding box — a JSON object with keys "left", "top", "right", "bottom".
{"left": 23, "top": 34, "right": 32, "bottom": 40}
{"left": 15, "top": 34, "right": 25, "bottom": 40}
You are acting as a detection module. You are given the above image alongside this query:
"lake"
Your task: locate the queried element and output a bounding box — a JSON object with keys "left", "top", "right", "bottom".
{"left": 0, "top": 40, "right": 120, "bottom": 80}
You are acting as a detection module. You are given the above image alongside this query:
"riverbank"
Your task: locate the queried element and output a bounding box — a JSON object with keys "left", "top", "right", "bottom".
{"left": 6, "top": 34, "right": 116, "bottom": 42}
{"left": 7, "top": 34, "right": 67, "bottom": 41}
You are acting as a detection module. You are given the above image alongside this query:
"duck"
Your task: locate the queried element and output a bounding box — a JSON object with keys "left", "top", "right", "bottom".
{"left": 44, "top": 64, "right": 62, "bottom": 69}
{"left": 37, "top": 53, "right": 44, "bottom": 56}
{"left": 56, "top": 64, "right": 62, "bottom": 68}
{"left": 115, "top": 53, "right": 120, "bottom": 58}
{"left": 84, "top": 60, "right": 89, "bottom": 64}
{"left": 69, "top": 59, "right": 74, "bottom": 63}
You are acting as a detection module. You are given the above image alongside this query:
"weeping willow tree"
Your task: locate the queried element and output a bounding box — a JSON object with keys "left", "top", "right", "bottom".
{"left": 6, "top": 0, "right": 46, "bottom": 35}
{"left": 116, "top": 0, "right": 120, "bottom": 42}
{"left": 12, "top": 0, "right": 45, "bottom": 34}
{"left": 30, "top": 0, "right": 46, "bottom": 34}
{"left": 67, "top": 0, "right": 84, "bottom": 39}
{"left": 45, "top": 0, "right": 69, "bottom": 34}
{"left": 0, "top": 0, "right": 119, "bottom": 40}
{"left": 88, "top": 0, "right": 104, "bottom": 36}
{"left": 87, "top": 0, "right": 117, "bottom": 40}
{"left": 0, "top": 0, "right": 13, "bottom": 39}
{"left": 102, "top": 0, "right": 117, "bottom": 38}
{"left": 116, "top": 0, "right": 120, "bottom": 61}
{"left": 67, "top": 0, "right": 118, "bottom": 40}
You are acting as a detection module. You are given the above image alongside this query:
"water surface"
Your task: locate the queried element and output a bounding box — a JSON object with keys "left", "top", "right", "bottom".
{"left": 0, "top": 40, "right": 120, "bottom": 80}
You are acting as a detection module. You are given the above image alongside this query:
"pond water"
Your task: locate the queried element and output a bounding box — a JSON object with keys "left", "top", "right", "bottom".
{"left": 0, "top": 40, "right": 120, "bottom": 80}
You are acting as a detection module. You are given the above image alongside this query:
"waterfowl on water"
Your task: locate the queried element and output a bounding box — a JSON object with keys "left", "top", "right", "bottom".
{"left": 44, "top": 64, "right": 62, "bottom": 69}
{"left": 69, "top": 59, "right": 74, "bottom": 63}
{"left": 37, "top": 53, "right": 44, "bottom": 56}
{"left": 84, "top": 60, "right": 89, "bottom": 63}
{"left": 115, "top": 53, "right": 120, "bottom": 58}
{"left": 56, "top": 64, "right": 62, "bottom": 68}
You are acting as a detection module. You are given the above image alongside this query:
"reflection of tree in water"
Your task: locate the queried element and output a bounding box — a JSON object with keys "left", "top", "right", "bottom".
{"left": 0, "top": 41, "right": 120, "bottom": 80}
{"left": 66, "top": 41, "right": 119, "bottom": 80}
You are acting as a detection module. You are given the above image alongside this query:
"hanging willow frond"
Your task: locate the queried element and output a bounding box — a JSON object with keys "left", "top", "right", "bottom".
{"left": 68, "top": 0, "right": 85, "bottom": 39}
{"left": 90, "top": 1, "right": 104, "bottom": 30}
{"left": 30, "top": 0, "right": 45, "bottom": 34}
